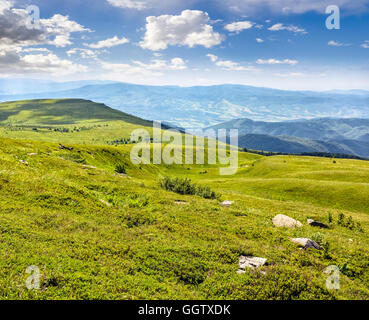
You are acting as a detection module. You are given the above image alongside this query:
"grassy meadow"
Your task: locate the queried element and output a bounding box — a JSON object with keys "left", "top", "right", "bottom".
{"left": 0, "top": 99, "right": 369, "bottom": 300}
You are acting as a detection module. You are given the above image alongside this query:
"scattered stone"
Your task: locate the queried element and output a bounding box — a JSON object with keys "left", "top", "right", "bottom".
{"left": 19, "top": 160, "right": 28, "bottom": 165}
{"left": 272, "top": 214, "right": 303, "bottom": 228}
{"left": 290, "top": 238, "right": 322, "bottom": 250}
{"left": 239, "top": 256, "right": 267, "bottom": 269}
{"left": 307, "top": 219, "right": 329, "bottom": 229}
{"left": 236, "top": 269, "right": 246, "bottom": 275}
{"left": 174, "top": 200, "right": 187, "bottom": 205}
{"left": 221, "top": 200, "right": 234, "bottom": 207}
{"left": 349, "top": 239, "right": 353, "bottom": 242}
{"left": 27, "top": 153, "right": 37, "bottom": 156}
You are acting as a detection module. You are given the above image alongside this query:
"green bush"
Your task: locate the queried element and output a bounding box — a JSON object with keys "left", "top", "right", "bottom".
{"left": 337, "top": 213, "right": 363, "bottom": 232}
{"left": 115, "top": 163, "right": 126, "bottom": 174}
{"left": 160, "top": 176, "right": 220, "bottom": 200}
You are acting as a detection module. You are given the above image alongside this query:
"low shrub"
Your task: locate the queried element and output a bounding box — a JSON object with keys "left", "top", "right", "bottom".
{"left": 159, "top": 176, "right": 220, "bottom": 200}
{"left": 337, "top": 213, "right": 363, "bottom": 232}
{"left": 115, "top": 163, "right": 126, "bottom": 174}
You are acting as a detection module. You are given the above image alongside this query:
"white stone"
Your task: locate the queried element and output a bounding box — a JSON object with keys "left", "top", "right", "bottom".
{"left": 239, "top": 256, "right": 267, "bottom": 269}
{"left": 272, "top": 214, "right": 303, "bottom": 228}
{"left": 221, "top": 201, "right": 234, "bottom": 207}
{"left": 290, "top": 238, "right": 322, "bottom": 250}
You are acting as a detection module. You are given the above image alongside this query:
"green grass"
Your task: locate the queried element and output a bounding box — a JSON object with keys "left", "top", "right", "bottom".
{"left": 1, "top": 137, "right": 369, "bottom": 300}
{"left": 1, "top": 99, "right": 369, "bottom": 300}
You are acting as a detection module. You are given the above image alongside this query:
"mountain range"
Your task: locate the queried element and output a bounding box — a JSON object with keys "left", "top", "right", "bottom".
{"left": 1, "top": 80, "right": 369, "bottom": 128}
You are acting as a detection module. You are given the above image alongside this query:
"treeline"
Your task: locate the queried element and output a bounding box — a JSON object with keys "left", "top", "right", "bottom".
{"left": 242, "top": 148, "right": 367, "bottom": 161}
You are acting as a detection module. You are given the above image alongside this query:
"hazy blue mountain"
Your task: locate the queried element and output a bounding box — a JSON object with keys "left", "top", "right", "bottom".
{"left": 208, "top": 118, "right": 369, "bottom": 142}
{"left": 1, "top": 82, "right": 369, "bottom": 128}
{"left": 0, "top": 79, "right": 117, "bottom": 95}
{"left": 237, "top": 134, "right": 369, "bottom": 158}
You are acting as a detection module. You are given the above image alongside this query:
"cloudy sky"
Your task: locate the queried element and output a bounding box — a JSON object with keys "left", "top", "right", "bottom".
{"left": 1, "top": 0, "right": 369, "bottom": 90}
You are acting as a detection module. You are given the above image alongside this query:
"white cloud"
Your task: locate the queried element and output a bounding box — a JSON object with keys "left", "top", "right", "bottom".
{"left": 206, "top": 54, "right": 218, "bottom": 62}
{"left": 0, "top": 2, "right": 89, "bottom": 75}
{"left": 21, "top": 47, "right": 51, "bottom": 53}
{"left": 328, "top": 40, "right": 344, "bottom": 47}
{"left": 224, "top": 21, "right": 254, "bottom": 33}
{"left": 107, "top": 0, "right": 147, "bottom": 10}
{"left": 215, "top": 0, "right": 369, "bottom": 15}
{"left": 256, "top": 38, "right": 264, "bottom": 43}
{"left": 67, "top": 48, "right": 100, "bottom": 59}
{"left": 206, "top": 54, "right": 255, "bottom": 71}
{"left": 0, "top": 3, "right": 89, "bottom": 48}
{"left": 361, "top": 41, "right": 369, "bottom": 49}
{"left": 256, "top": 58, "right": 298, "bottom": 65}
{"left": 0, "top": 0, "right": 12, "bottom": 13}
{"left": 274, "top": 72, "right": 305, "bottom": 77}
{"left": 268, "top": 23, "right": 307, "bottom": 34}
{"left": 101, "top": 61, "right": 162, "bottom": 77}
{"left": 0, "top": 50, "right": 88, "bottom": 75}
{"left": 133, "top": 57, "right": 187, "bottom": 70}
{"left": 40, "top": 14, "right": 90, "bottom": 47}
{"left": 140, "top": 10, "right": 224, "bottom": 51}
{"left": 85, "top": 36, "right": 129, "bottom": 49}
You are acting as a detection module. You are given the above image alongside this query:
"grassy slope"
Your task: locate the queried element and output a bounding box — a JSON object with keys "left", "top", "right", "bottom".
{"left": 1, "top": 137, "right": 369, "bottom": 300}
{"left": 1, "top": 99, "right": 369, "bottom": 300}
{"left": 0, "top": 99, "right": 153, "bottom": 145}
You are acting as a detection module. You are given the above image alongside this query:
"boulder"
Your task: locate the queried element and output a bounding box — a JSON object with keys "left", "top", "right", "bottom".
{"left": 290, "top": 238, "right": 322, "bottom": 250}
{"left": 221, "top": 200, "right": 234, "bottom": 207}
{"left": 239, "top": 256, "right": 267, "bottom": 269}
{"left": 272, "top": 214, "right": 302, "bottom": 228}
{"left": 307, "top": 219, "right": 329, "bottom": 229}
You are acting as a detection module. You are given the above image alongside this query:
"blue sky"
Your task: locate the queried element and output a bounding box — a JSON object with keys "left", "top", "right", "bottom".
{"left": 1, "top": 0, "right": 369, "bottom": 90}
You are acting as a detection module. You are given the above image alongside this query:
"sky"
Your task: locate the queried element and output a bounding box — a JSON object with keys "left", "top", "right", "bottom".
{"left": 1, "top": 0, "right": 369, "bottom": 90}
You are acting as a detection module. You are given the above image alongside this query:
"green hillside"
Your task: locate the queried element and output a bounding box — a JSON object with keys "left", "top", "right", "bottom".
{"left": 1, "top": 99, "right": 369, "bottom": 300}
{"left": 0, "top": 99, "right": 152, "bottom": 126}
{"left": 1, "top": 137, "right": 369, "bottom": 300}
{"left": 0, "top": 99, "right": 153, "bottom": 145}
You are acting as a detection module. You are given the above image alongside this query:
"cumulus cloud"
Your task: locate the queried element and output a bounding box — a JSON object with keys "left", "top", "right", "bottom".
{"left": 85, "top": 36, "right": 129, "bottom": 49}
{"left": 256, "top": 58, "right": 298, "bottom": 65}
{"left": 140, "top": 10, "right": 224, "bottom": 51}
{"left": 268, "top": 23, "right": 306, "bottom": 34}
{"left": 0, "top": 1, "right": 89, "bottom": 75}
{"left": 0, "top": 4, "right": 89, "bottom": 48}
{"left": 0, "top": 50, "right": 88, "bottom": 75}
{"left": 224, "top": 21, "right": 254, "bottom": 33}
{"left": 256, "top": 38, "right": 264, "bottom": 43}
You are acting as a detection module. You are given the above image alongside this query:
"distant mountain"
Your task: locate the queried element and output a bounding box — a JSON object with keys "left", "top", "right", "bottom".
{"left": 1, "top": 82, "right": 369, "bottom": 128}
{"left": 0, "top": 79, "right": 117, "bottom": 95}
{"left": 237, "top": 134, "right": 369, "bottom": 158}
{"left": 207, "top": 118, "right": 369, "bottom": 142}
